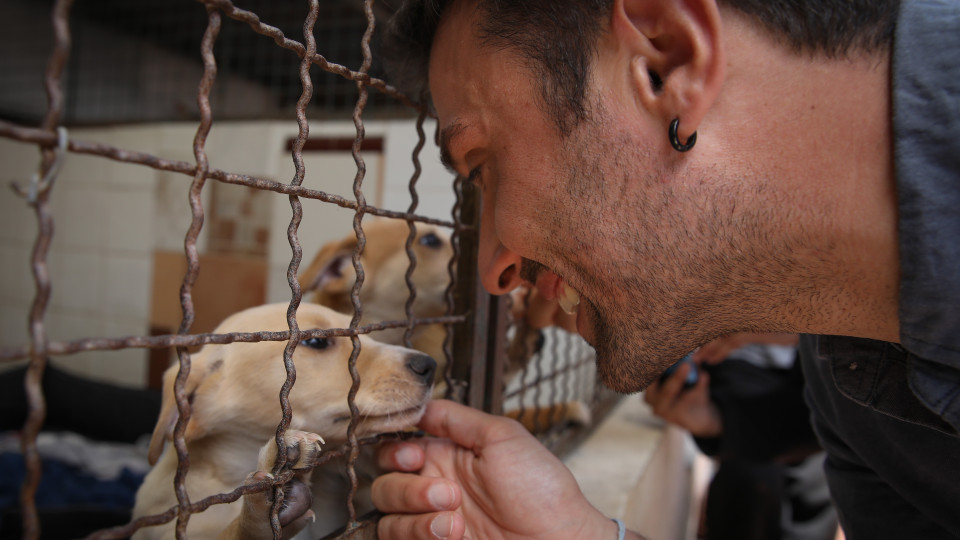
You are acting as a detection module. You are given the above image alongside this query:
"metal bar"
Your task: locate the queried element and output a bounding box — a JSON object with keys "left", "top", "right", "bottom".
{"left": 266, "top": 0, "right": 320, "bottom": 536}
{"left": 18, "top": 1, "right": 73, "bottom": 537}
{"left": 0, "top": 120, "right": 458, "bottom": 230}
{"left": 196, "top": 0, "right": 426, "bottom": 113}
{"left": 442, "top": 174, "right": 466, "bottom": 401}
{"left": 449, "top": 184, "right": 491, "bottom": 410}
{"left": 0, "top": 316, "right": 467, "bottom": 362}
{"left": 484, "top": 295, "right": 510, "bottom": 415}
{"left": 343, "top": 0, "right": 377, "bottom": 529}
{"left": 402, "top": 105, "right": 429, "bottom": 349}
{"left": 547, "top": 325, "right": 563, "bottom": 429}
{"left": 170, "top": 6, "right": 221, "bottom": 538}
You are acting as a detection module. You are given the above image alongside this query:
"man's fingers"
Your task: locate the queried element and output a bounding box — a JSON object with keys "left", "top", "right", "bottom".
{"left": 659, "top": 362, "right": 691, "bottom": 399}
{"left": 378, "top": 511, "right": 466, "bottom": 540}
{"left": 372, "top": 472, "right": 461, "bottom": 514}
{"left": 692, "top": 340, "right": 729, "bottom": 363}
{"left": 418, "top": 399, "right": 522, "bottom": 450}
{"left": 377, "top": 440, "right": 426, "bottom": 472}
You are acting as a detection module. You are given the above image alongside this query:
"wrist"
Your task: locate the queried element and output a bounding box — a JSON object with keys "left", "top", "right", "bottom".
{"left": 567, "top": 506, "right": 649, "bottom": 540}
{"left": 612, "top": 518, "right": 650, "bottom": 540}
{"left": 612, "top": 518, "right": 625, "bottom": 540}
{"left": 568, "top": 510, "right": 623, "bottom": 540}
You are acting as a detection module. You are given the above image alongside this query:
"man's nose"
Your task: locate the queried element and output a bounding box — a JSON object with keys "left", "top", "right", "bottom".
{"left": 479, "top": 241, "right": 524, "bottom": 296}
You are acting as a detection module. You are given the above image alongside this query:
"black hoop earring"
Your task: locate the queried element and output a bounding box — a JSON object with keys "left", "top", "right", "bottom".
{"left": 669, "top": 118, "right": 697, "bottom": 152}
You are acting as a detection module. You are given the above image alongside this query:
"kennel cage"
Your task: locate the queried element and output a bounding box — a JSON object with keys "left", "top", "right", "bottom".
{"left": 0, "top": 0, "right": 622, "bottom": 538}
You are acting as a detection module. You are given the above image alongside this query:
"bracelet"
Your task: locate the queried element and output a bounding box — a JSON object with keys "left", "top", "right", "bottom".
{"left": 612, "top": 518, "right": 625, "bottom": 540}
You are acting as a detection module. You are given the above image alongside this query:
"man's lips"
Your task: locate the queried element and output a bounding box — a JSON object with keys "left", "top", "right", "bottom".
{"left": 527, "top": 264, "right": 588, "bottom": 341}
{"left": 534, "top": 270, "right": 580, "bottom": 315}
{"left": 557, "top": 282, "right": 581, "bottom": 315}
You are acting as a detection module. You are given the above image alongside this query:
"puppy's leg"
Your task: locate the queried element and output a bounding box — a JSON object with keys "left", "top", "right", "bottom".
{"left": 219, "top": 431, "right": 324, "bottom": 540}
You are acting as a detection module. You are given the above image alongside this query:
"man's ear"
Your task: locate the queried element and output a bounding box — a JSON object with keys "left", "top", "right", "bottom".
{"left": 611, "top": 0, "right": 725, "bottom": 143}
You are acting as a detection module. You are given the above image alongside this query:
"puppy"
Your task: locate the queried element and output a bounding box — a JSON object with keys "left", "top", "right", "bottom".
{"left": 299, "top": 220, "right": 591, "bottom": 431}
{"left": 299, "top": 219, "right": 453, "bottom": 394}
{"left": 131, "top": 303, "right": 435, "bottom": 540}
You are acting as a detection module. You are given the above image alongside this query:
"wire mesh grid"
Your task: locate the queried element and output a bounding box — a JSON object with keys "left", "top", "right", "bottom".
{"left": 0, "top": 0, "right": 408, "bottom": 125}
{"left": 0, "top": 0, "right": 621, "bottom": 538}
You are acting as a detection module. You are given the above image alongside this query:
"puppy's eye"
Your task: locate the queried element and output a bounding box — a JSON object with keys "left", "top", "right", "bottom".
{"left": 300, "top": 337, "right": 332, "bottom": 350}
{"left": 418, "top": 232, "right": 442, "bottom": 249}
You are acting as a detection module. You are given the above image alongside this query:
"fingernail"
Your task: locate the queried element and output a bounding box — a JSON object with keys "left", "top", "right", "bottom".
{"left": 427, "top": 483, "right": 455, "bottom": 509}
{"left": 395, "top": 445, "right": 419, "bottom": 470}
{"left": 430, "top": 512, "right": 454, "bottom": 538}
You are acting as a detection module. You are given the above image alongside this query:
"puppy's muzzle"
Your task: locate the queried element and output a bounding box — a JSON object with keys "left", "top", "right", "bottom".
{"left": 406, "top": 354, "right": 437, "bottom": 385}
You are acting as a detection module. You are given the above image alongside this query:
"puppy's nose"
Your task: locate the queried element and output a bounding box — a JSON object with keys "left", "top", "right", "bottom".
{"left": 406, "top": 354, "right": 437, "bottom": 384}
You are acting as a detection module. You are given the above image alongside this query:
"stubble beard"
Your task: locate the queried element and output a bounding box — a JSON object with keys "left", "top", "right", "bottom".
{"left": 563, "top": 156, "right": 815, "bottom": 393}
{"left": 550, "top": 103, "right": 790, "bottom": 393}
{"left": 542, "top": 113, "right": 695, "bottom": 393}
{"left": 524, "top": 86, "right": 819, "bottom": 393}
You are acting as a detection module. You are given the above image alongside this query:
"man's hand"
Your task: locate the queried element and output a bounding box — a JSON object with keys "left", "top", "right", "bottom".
{"left": 372, "top": 400, "right": 624, "bottom": 540}
{"left": 644, "top": 360, "right": 723, "bottom": 438}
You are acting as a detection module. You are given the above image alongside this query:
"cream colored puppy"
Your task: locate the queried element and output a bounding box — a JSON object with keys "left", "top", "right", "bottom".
{"left": 131, "top": 302, "right": 435, "bottom": 540}
{"left": 299, "top": 218, "right": 453, "bottom": 379}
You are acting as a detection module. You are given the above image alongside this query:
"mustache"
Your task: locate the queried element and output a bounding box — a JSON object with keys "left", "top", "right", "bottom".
{"left": 519, "top": 258, "right": 547, "bottom": 284}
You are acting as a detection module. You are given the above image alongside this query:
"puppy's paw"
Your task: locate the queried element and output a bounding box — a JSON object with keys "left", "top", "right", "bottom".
{"left": 257, "top": 430, "right": 325, "bottom": 472}
{"left": 232, "top": 431, "right": 325, "bottom": 539}
{"left": 241, "top": 471, "right": 316, "bottom": 530}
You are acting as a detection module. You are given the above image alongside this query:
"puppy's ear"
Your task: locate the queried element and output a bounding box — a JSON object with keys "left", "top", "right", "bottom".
{"left": 300, "top": 237, "right": 358, "bottom": 302}
{"left": 147, "top": 353, "right": 219, "bottom": 465}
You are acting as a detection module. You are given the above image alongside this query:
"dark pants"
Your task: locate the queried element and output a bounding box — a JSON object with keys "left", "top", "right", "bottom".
{"left": 705, "top": 455, "right": 836, "bottom": 540}
{"left": 800, "top": 335, "right": 960, "bottom": 539}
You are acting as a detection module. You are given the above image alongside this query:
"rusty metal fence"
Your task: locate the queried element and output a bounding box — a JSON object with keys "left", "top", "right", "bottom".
{"left": 0, "top": 1, "right": 621, "bottom": 538}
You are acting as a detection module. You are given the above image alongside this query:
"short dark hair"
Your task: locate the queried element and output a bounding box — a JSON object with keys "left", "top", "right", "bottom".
{"left": 382, "top": 0, "right": 611, "bottom": 132}
{"left": 723, "top": 0, "right": 900, "bottom": 57}
{"left": 382, "top": 0, "right": 900, "bottom": 131}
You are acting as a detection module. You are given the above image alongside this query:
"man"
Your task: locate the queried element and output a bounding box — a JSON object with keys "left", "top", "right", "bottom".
{"left": 371, "top": 0, "right": 960, "bottom": 538}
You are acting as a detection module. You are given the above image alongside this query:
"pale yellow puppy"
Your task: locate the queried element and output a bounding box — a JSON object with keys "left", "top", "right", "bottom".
{"left": 132, "top": 302, "right": 435, "bottom": 540}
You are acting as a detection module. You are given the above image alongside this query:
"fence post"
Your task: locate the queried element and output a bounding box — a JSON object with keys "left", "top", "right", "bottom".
{"left": 450, "top": 184, "right": 492, "bottom": 409}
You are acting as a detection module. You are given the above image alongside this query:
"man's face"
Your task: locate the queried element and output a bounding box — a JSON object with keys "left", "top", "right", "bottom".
{"left": 428, "top": 1, "right": 793, "bottom": 391}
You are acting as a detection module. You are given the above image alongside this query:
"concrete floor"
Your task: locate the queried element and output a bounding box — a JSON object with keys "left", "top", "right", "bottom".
{"left": 563, "top": 393, "right": 667, "bottom": 519}
{"left": 562, "top": 393, "right": 717, "bottom": 540}
{"left": 563, "top": 394, "right": 846, "bottom": 540}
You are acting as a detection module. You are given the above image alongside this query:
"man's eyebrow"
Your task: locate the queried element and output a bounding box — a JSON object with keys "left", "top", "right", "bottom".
{"left": 439, "top": 120, "right": 468, "bottom": 174}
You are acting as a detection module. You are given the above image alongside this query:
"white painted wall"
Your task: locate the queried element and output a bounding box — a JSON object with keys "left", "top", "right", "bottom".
{"left": 0, "top": 119, "right": 455, "bottom": 387}
{"left": 0, "top": 126, "right": 165, "bottom": 386}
